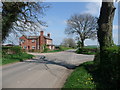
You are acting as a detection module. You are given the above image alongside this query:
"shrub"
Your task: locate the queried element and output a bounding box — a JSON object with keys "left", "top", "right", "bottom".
{"left": 94, "top": 46, "right": 119, "bottom": 88}
{"left": 2, "top": 46, "right": 34, "bottom": 64}
{"left": 11, "top": 46, "right": 22, "bottom": 54}
{"left": 42, "top": 45, "right": 49, "bottom": 53}
{"left": 76, "top": 48, "right": 98, "bottom": 55}
{"left": 2, "top": 46, "right": 22, "bottom": 55}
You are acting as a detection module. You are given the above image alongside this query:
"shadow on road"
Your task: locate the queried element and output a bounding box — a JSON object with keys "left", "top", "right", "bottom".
{"left": 24, "top": 55, "right": 76, "bottom": 69}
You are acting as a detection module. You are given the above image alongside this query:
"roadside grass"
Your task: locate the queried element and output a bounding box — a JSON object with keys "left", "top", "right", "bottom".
{"left": 79, "top": 51, "right": 96, "bottom": 55}
{"left": 2, "top": 46, "right": 34, "bottom": 65}
{"left": 63, "top": 47, "right": 119, "bottom": 89}
{"left": 63, "top": 61, "right": 97, "bottom": 89}
{"left": 43, "top": 46, "right": 73, "bottom": 53}
{"left": 44, "top": 49, "right": 63, "bottom": 53}
{"left": 84, "top": 46, "right": 98, "bottom": 49}
{"left": 2, "top": 53, "right": 34, "bottom": 65}
{"left": 76, "top": 47, "right": 98, "bottom": 55}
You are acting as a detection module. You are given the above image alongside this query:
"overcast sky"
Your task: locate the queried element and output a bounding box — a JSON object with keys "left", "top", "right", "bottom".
{"left": 4, "top": 2, "right": 119, "bottom": 45}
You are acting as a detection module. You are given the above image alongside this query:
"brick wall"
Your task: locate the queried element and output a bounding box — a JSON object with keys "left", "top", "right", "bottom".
{"left": 19, "top": 36, "right": 38, "bottom": 50}
{"left": 19, "top": 36, "right": 28, "bottom": 50}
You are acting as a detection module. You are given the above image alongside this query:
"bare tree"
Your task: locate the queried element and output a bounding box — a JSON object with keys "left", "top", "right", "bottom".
{"left": 65, "top": 13, "right": 98, "bottom": 48}
{"left": 61, "top": 38, "right": 76, "bottom": 48}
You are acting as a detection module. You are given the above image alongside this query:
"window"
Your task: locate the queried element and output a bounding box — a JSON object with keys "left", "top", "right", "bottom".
{"left": 24, "top": 46, "right": 27, "bottom": 49}
{"left": 32, "top": 40, "right": 35, "bottom": 43}
{"left": 20, "top": 39, "right": 25, "bottom": 43}
{"left": 32, "top": 46, "right": 35, "bottom": 49}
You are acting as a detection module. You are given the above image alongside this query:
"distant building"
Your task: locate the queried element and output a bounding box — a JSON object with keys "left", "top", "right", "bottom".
{"left": 19, "top": 31, "right": 55, "bottom": 51}
{"left": 2, "top": 44, "right": 14, "bottom": 47}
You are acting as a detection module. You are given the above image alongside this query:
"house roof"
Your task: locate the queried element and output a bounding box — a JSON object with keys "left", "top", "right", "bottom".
{"left": 27, "top": 36, "right": 39, "bottom": 39}
{"left": 44, "top": 36, "right": 52, "bottom": 40}
{"left": 21, "top": 35, "right": 52, "bottom": 40}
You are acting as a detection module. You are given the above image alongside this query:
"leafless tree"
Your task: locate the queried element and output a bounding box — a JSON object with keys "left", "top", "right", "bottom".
{"left": 61, "top": 38, "right": 76, "bottom": 48}
{"left": 65, "top": 13, "right": 98, "bottom": 48}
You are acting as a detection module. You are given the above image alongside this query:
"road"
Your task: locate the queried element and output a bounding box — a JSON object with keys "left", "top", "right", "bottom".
{"left": 2, "top": 49, "right": 94, "bottom": 88}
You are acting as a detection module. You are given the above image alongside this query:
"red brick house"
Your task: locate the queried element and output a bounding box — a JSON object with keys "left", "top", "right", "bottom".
{"left": 19, "top": 31, "right": 55, "bottom": 51}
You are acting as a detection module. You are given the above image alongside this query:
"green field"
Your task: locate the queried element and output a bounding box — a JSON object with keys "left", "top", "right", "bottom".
{"left": 84, "top": 45, "right": 98, "bottom": 49}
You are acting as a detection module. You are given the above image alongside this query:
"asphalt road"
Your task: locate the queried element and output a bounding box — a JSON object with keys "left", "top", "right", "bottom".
{"left": 2, "top": 49, "right": 94, "bottom": 88}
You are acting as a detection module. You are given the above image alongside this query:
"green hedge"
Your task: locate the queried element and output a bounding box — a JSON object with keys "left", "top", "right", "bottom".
{"left": 2, "top": 46, "right": 34, "bottom": 65}
{"left": 94, "top": 46, "right": 119, "bottom": 88}
{"left": 2, "top": 46, "right": 22, "bottom": 55}
{"left": 76, "top": 48, "right": 98, "bottom": 55}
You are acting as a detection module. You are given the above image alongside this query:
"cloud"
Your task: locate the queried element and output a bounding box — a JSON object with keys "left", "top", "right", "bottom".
{"left": 113, "top": 25, "right": 118, "bottom": 45}
{"left": 113, "top": 25, "right": 118, "bottom": 30}
{"left": 83, "top": 2, "right": 102, "bottom": 16}
{"left": 0, "top": 2, "right": 2, "bottom": 12}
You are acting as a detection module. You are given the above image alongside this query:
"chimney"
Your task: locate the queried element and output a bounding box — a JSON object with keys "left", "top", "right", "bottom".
{"left": 47, "top": 33, "right": 50, "bottom": 37}
{"left": 40, "top": 31, "right": 44, "bottom": 36}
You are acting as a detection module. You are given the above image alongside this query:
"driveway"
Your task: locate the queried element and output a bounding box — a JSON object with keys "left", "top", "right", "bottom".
{"left": 2, "top": 49, "right": 94, "bottom": 88}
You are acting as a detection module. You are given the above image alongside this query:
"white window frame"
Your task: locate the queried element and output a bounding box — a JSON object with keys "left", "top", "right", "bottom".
{"left": 32, "top": 40, "right": 35, "bottom": 43}
{"left": 24, "top": 46, "right": 27, "bottom": 49}
{"left": 32, "top": 46, "right": 35, "bottom": 49}
{"left": 20, "top": 39, "right": 25, "bottom": 43}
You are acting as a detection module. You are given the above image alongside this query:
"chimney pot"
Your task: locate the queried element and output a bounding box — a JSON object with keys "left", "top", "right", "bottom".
{"left": 47, "top": 33, "right": 50, "bottom": 37}
{"left": 40, "top": 31, "right": 44, "bottom": 36}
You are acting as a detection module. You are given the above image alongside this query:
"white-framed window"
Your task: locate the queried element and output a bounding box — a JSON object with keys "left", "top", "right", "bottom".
{"left": 24, "top": 46, "right": 27, "bottom": 49}
{"left": 32, "top": 46, "right": 35, "bottom": 49}
{"left": 32, "top": 40, "right": 35, "bottom": 43}
{"left": 20, "top": 39, "right": 25, "bottom": 43}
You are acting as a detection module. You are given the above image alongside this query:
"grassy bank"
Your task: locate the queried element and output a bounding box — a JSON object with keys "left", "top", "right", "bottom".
{"left": 63, "top": 46, "right": 119, "bottom": 89}
{"left": 63, "top": 61, "right": 96, "bottom": 89}
{"left": 2, "top": 46, "right": 34, "bottom": 65}
{"left": 76, "top": 47, "right": 98, "bottom": 55}
{"left": 43, "top": 46, "right": 73, "bottom": 53}
{"left": 2, "top": 53, "right": 34, "bottom": 65}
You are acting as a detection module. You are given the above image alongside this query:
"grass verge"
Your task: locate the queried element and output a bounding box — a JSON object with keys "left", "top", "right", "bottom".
{"left": 76, "top": 48, "right": 98, "bottom": 55}
{"left": 2, "top": 53, "right": 34, "bottom": 65}
{"left": 43, "top": 47, "right": 73, "bottom": 53}
{"left": 63, "top": 61, "right": 96, "bottom": 89}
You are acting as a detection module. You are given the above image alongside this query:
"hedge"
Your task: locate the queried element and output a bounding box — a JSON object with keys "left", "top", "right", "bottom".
{"left": 76, "top": 48, "right": 98, "bottom": 55}
{"left": 94, "top": 46, "right": 119, "bottom": 88}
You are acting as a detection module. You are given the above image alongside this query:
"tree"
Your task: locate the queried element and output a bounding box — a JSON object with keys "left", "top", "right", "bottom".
{"left": 65, "top": 13, "right": 98, "bottom": 48}
{"left": 0, "top": 12, "right": 2, "bottom": 43}
{"left": 97, "top": 0, "right": 116, "bottom": 66}
{"left": 97, "top": 0, "right": 116, "bottom": 51}
{"left": 2, "top": 2, "right": 49, "bottom": 42}
{"left": 61, "top": 38, "right": 76, "bottom": 48}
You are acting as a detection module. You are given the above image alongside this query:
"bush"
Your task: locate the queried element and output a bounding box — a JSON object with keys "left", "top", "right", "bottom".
{"left": 42, "top": 45, "right": 50, "bottom": 53}
{"left": 94, "top": 46, "right": 119, "bottom": 88}
{"left": 2, "top": 46, "right": 22, "bottom": 55}
{"left": 59, "top": 46, "right": 72, "bottom": 51}
{"left": 2, "top": 46, "right": 34, "bottom": 65}
{"left": 76, "top": 48, "right": 98, "bottom": 55}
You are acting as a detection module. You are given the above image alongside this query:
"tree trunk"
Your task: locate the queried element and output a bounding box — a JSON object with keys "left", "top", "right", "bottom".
{"left": 97, "top": 0, "right": 116, "bottom": 70}
{"left": 98, "top": 1, "right": 116, "bottom": 51}
{"left": 81, "top": 39, "right": 84, "bottom": 48}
